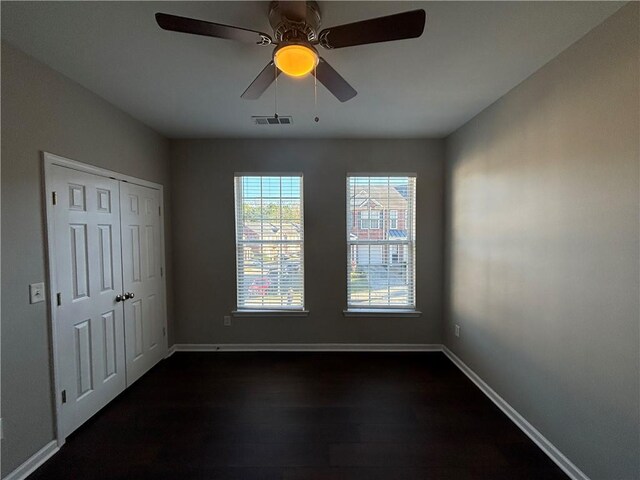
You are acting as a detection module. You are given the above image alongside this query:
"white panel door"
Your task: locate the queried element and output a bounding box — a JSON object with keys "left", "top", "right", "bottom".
{"left": 50, "top": 165, "right": 126, "bottom": 436}
{"left": 120, "top": 182, "right": 166, "bottom": 385}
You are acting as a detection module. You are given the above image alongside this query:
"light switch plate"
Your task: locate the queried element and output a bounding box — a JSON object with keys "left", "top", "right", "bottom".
{"left": 30, "top": 282, "right": 45, "bottom": 304}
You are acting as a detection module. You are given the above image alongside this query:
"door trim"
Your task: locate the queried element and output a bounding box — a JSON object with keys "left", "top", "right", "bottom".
{"left": 42, "top": 151, "right": 169, "bottom": 446}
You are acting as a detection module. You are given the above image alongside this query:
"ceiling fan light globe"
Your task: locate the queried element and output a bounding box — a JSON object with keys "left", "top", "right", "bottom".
{"left": 273, "top": 44, "right": 318, "bottom": 77}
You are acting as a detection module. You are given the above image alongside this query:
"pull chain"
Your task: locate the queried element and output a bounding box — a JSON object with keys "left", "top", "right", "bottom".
{"left": 314, "top": 62, "right": 319, "bottom": 123}
{"left": 274, "top": 63, "right": 278, "bottom": 119}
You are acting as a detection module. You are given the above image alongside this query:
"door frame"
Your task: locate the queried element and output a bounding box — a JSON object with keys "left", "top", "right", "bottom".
{"left": 42, "top": 151, "right": 169, "bottom": 446}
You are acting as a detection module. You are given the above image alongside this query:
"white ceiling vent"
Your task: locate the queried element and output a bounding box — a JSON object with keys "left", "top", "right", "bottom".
{"left": 252, "top": 116, "right": 293, "bottom": 125}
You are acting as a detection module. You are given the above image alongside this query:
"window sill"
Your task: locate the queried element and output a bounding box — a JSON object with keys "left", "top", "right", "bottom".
{"left": 232, "top": 309, "right": 310, "bottom": 318}
{"left": 343, "top": 309, "right": 422, "bottom": 318}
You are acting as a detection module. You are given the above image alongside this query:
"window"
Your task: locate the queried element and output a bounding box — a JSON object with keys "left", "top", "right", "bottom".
{"left": 234, "top": 175, "right": 304, "bottom": 311}
{"left": 390, "top": 244, "right": 406, "bottom": 264}
{"left": 389, "top": 210, "right": 398, "bottom": 229}
{"left": 360, "top": 210, "right": 381, "bottom": 230}
{"left": 347, "top": 175, "right": 416, "bottom": 310}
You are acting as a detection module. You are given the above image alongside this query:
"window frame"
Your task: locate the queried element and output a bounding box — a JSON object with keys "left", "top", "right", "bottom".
{"left": 233, "top": 173, "right": 307, "bottom": 315}
{"left": 345, "top": 173, "right": 419, "bottom": 315}
{"left": 389, "top": 209, "right": 398, "bottom": 230}
{"left": 360, "top": 210, "right": 381, "bottom": 230}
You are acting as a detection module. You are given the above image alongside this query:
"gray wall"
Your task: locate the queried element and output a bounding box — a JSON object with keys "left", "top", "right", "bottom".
{"left": 170, "top": 139, "right": 444, "bottom": 345}
{"left": 444, "top": 4, "right": 639, "bottom": 480}
{"left": 3, "top": 3, "right": 637, "bottom": 478}
{"left": 1, "top": 42, "right": 173, "bottom": 476}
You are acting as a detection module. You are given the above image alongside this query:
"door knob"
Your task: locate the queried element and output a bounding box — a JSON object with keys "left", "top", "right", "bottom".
{"left": 115, "top": 294, "right": 124, "bottom": 302}
{"left": 124, "top": 292, "right": 135, "bottom": 300}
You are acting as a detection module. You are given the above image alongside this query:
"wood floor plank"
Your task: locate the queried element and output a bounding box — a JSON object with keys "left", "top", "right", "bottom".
{"left": 329, "top": 442, "right": 508, "bottom": 467}
{"left": 29, "top": 352, "right": 568, "bottom": 479}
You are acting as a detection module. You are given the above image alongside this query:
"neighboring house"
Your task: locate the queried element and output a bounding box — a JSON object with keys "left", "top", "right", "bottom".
{"left": 240, "top": 221, "right": 302, "bottom": 241}
{"left": 239, "top": 221, "right": 302, "bottom": 262}
{"left": 348, "top": 185, "right": 409, "bottom": 266}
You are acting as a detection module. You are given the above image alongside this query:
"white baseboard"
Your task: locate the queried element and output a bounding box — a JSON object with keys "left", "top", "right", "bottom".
{"left": 169, "top": 343, "right": 443, "bottom": 352}
{"left": 442, "top": 346, "right": 589, "bottom": 480}
{"left": 3, "top": 440, "right": 59, "bottom": 480}
{"left": 165, "top": 344, "right": 177, "bottom": 358}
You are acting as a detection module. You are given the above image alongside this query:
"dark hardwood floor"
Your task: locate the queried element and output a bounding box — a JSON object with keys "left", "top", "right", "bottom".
{"left": 31, "top": 352, "right": 568, "bottom": 479}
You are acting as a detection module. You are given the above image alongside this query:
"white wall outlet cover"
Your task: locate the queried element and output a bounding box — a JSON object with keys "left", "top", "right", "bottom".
{"left": 224, "top": 316, "right": 231, "bottom": 326}
{"left": 29, "top": 282, "right": 46, "bottom": 304}
{"left": 454, "top": 325, "right": 461, "bottom": 337}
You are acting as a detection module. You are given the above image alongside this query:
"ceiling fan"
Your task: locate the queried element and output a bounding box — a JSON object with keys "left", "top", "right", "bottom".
{"left": 155, "top": 2, "right": 426, "bottom": 102}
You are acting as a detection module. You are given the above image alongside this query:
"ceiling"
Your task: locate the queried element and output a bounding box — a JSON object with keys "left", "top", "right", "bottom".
{"left": 1, "top": 1, "right": 624, "bottom": 138}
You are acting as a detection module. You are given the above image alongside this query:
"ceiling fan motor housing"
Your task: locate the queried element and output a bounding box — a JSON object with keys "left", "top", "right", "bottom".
{"left": 268, "top": 1, "right": 322, "bottom": 44}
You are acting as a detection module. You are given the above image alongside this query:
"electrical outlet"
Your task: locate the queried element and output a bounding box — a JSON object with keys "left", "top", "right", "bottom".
{"left": 224, "top": 316, "right": 231, "bottom": 326}
{"left": 454, "top": 325, "right": 460, "bottom": 338}
{"left": 30, "top": 282, "right": 45, "bottom": 304}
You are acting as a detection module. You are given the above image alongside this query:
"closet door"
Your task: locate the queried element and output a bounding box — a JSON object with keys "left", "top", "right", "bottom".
{"left": 120, "top": 182, "right": 166, "bottom": 385}
{"left": 50, "top": 165, "right": 126, "bottom": 437}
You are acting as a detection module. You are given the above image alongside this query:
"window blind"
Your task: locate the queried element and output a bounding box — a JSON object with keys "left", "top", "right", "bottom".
{"left": 347, "top": 175, "right": 416, "bottom": 309}
{"left": 234, "top": 175, "right": 304, "bottom": 310}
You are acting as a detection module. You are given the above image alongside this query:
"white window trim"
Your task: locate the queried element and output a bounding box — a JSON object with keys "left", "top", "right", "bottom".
{"left": 233, "top": 309, "right": 310, "bottom": 317}
{"left": 346, "top": 174, "right": 417, "bottom": 312}
{"left": 234, "top": 174, "right": 306, "bottom": 312}
{"left": 360, "top": 210, "right": 381, "bottom": 230}
{"left": 389, "top": 209, "right": 398, "bottom": 230}
{"left": 343, "top": 308, "right": 422, "bottom": 318}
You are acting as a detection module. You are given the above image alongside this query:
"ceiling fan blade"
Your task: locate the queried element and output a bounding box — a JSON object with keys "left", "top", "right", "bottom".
{"left": 241, "top": 61, "right": 281, "bottom": 99}
{"left": 318, "top": 9, "right": 426, "bottom": 49}
{"left": 313, "top": 58, "right": 357, "bottom": 102}
{"left": 155, "top": 12, "right": 272, "bottom": 45}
